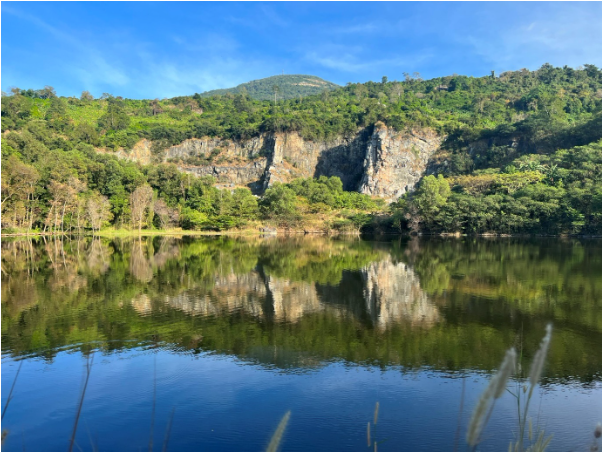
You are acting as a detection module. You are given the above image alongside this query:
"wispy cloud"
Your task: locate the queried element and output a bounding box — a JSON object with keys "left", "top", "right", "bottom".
{"left": 2, "top": 6, "right": 130, "bottom": 91}
{"left": 332, "top": 22, "right": 379, "bottom": 35}
{"left": 305, "top": 47, "right": 433, "bottom": 74}
{"left": 305, "top": 52, "right": 368, "bottom": 73}
{"left": 259, "top": 5, "right": 288, "bottom": 28}
{"left": 458, "top": 4, "right": 601, "bottom": 70}
{"left": 1, "top": 6, "right": 273, "bottom": 98}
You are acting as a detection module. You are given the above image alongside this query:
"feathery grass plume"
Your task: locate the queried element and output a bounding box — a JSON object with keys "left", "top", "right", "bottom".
{"left": 1, "top": 360, "right": 23, "bottom": 422}
{"left": 367, "top": 422, "right": 371, "bottom": 448}
{"left": 595, "top": 422, "right": 602, "bottom": 439}
{"left": 527, "top": 428, "right": 553, "bottom": 452}
{"left": 466, "top": 348, "right": 516, "bottom": 448}
{"left": 69, "top": 354, "right": 94, "bottom": 452}
{"left": 528, "top": 324, "right": 552, "bottom": 388}
{"left": 373, "top": 402, "right": 380, "bottom": 425}
{"left": 493, "top": 349, "right": 517, "bottom": 398}
{"left": 267, "top": 411, "right": 291, "bottom": 452}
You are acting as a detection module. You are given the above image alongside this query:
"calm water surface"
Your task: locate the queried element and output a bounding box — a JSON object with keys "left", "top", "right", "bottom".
{"left": 1, "top": 236, "right": 601, "bottom": 451}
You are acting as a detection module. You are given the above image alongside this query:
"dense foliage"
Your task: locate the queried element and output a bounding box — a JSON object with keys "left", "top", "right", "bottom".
{"left": 1, "top": 64, "right": 601, "bottom": 235}
{"left": 198, "top": 74, "right": 340, "bottom": 101}
{"left": 391, "top": 139, "right": 602, "bottom": 235}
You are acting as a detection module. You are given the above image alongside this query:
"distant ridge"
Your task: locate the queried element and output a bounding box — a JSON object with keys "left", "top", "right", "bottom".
{"left": 199, "top": 74, "right": 340, "bottom": 101}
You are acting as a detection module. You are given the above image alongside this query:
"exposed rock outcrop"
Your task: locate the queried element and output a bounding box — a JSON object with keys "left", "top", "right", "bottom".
{"left": 111, "top": 124, "right": 444, "bottom": 200}
{"left": 358, "top": 123, "right": 443, "bottom": 201}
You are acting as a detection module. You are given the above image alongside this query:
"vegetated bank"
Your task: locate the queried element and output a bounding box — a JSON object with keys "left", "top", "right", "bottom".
{"left": 1, "top": 64, "right": 601, "bottom": 236}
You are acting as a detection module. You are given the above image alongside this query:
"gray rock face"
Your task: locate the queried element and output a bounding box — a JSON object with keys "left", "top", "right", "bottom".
{"left": 112, "top": 124, "right": 444, "bottom": 200}
{"left": 358, "top": 123, "right": 443, "bottom": 201}
{"left": 185, "top": 160, "right": 268, "bottom": 193}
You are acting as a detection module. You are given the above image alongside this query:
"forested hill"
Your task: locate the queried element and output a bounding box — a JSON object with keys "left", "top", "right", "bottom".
{"left": 198, "top": 74, "right": 340, "bottom": 100}
{"left": 1, "top": 64, "right": 602, "bottom": 235}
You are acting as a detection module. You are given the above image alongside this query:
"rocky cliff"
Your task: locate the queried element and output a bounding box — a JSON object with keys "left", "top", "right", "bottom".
{"left": 113, "top": 124, "right": 444, "bottom": 201}
{"left": 358, "top": 123, "right": 443, "bottom": 201}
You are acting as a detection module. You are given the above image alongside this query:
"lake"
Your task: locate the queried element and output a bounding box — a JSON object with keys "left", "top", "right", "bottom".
{"left": 1, "top": 235, "right": 601, "bottom": 452}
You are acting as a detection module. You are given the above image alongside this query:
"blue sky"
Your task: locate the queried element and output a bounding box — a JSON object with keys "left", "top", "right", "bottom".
{"left": 2, "top": 2, "right": 601, "bottom": 99}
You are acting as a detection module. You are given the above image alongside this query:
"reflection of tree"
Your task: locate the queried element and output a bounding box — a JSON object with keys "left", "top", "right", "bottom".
{"left": 402, "top": 237, "right": 602, "bottom": 331}
{"left": 129, "top": 239, "right": 153, "bottom": 283}
{"left": 85, "top": 237, "right": 111, "bottom": 276}
{"left": 0, "top": 236, "right": 600, "bottom": 382}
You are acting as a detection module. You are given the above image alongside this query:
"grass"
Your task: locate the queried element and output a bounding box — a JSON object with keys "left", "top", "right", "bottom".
{"left": 1, "top": 218, "right": 369, "bottom": 238}
{"left": 466, "top": 324, "right": 554, "bottom": 452}
{"left": 267, "top": 411, "right": 291, "bottom": 452}
{"left": 0, "top": 227, "right": 262, "bottom": 238}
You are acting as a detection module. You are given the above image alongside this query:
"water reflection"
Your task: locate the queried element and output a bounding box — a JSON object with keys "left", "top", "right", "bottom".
{"left": 1, "top": 235, "right": 601, "bottom": 383}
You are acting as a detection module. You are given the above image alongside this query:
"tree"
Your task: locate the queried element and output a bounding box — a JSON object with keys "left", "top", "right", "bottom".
{"left": 87, "top": 192, "right": 113, "bottom": 233}
{"left": 260, "top": 183, "right": 299, "bottom": 224}
{"left": 80, "top": 91, "right": 94, "bottom": 101}
{"left": 153, "top": 198, "right": 178, "bottom": 229}
{"left": 272, "top": 85, "right": 280, "bottom": 105}
{"left": 74, "top": 122, "right": 100, "bottom": 145}
{"left": 1, "top": 155, "right": 40, "bottom": 230}
{"left": 412, "top": 175, "right": 451, "bottom": 230}
{"left": 39, "top": 86, "right": 57, "bottom": 99}
{"left": 231, "top": 188, "right": 259, "bottom": 223}
{"left": 130, "top": 184, "right": 154, "bottom": 232}
{"left": 382, "top": 76, "right": 388, "bottom": 84}
{"left": 150, "top": 98, "right": 162, "bottom": 116}
{"left": 45, "top": 97, "right": 69, "bottom": 130}
{"left": 98, "top": 98, "right": 130, "bottom": 131}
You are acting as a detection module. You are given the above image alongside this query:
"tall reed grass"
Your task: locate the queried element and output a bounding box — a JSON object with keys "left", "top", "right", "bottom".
{"left": 466, "top": 324, "right": 554, "bottom": 452}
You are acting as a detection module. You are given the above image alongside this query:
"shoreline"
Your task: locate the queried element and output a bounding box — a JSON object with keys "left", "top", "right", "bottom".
{"left": 1, "top": 229, "right": 601, "bottom": 239}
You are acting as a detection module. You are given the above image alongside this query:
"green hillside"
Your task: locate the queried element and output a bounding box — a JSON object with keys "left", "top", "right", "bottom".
{"left": 198, "top": 74, "right": 340, "bottom": 101}
{"left": 1, "top": 64, "right": 602, "bottom": 235}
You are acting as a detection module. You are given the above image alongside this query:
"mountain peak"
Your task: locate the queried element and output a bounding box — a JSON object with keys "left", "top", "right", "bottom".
{"left": 199, "top": 74, "right": 340, "bottom": 101}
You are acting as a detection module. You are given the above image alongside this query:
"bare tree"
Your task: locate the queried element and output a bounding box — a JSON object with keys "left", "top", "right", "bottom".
{"left": 153, "top": 198, "right": 179, "bottom": 230}
{"left": 130, "top": 185, "right": 154, "bottom": 232}
{"left": 390, "top": 83, "right": 403, "bottom": 101}
{"left": 48, "top": 181, "right": 70, "bottom": 234}
{"left": 87, "top": 193, "right": 112, "bottom": 234}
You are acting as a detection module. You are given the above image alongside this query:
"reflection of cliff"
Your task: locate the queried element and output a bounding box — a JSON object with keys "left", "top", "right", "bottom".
{"left": 133, "top": 271, "right": 327, "bottom": 323}
{"left": 362, "top": 260, "right": 441, "bottom": 328}
{"left": 128, "top": 238, "right": 182, "bottom": 283}
{"left": 265, "top": 276, "right": 323, "bottom": 321}
{"left": 131, "top": 258, "right": 439, "bottom": 329}
{"left": 164, "top": 273, "right": 267, "bottom": 318}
